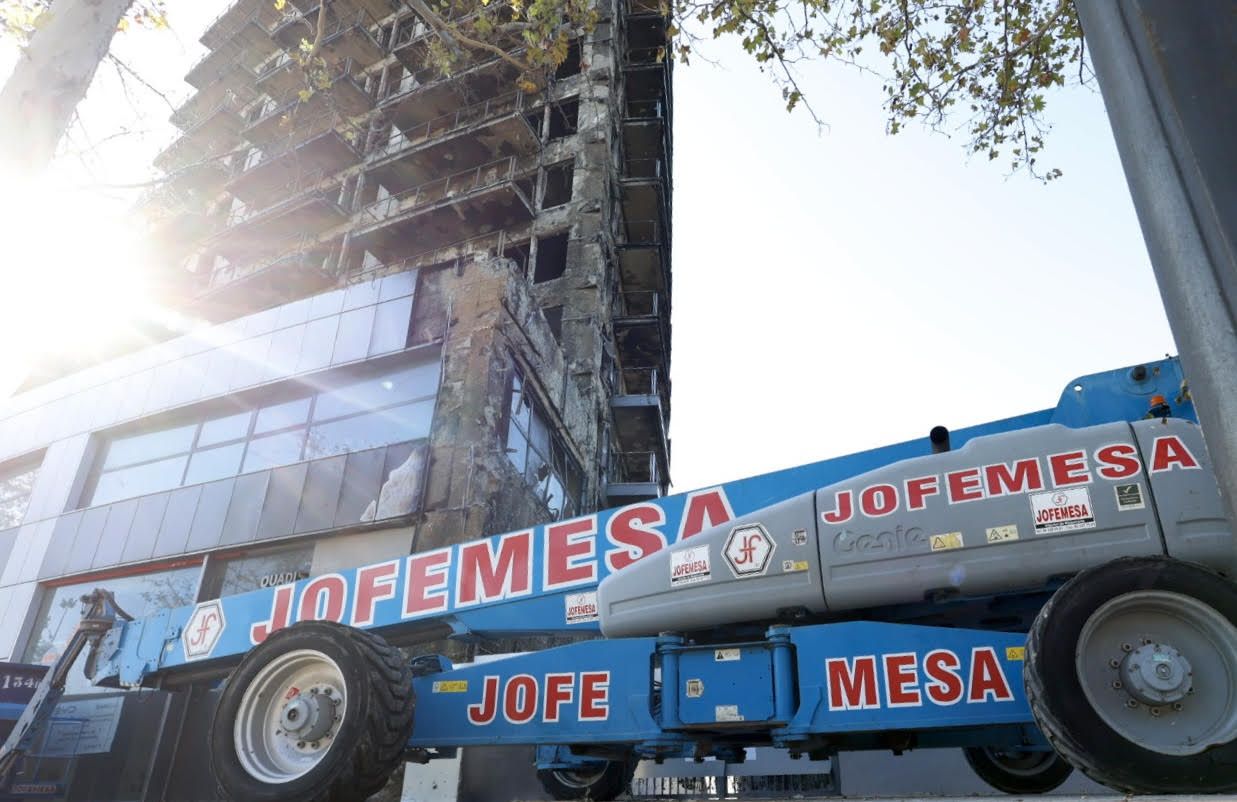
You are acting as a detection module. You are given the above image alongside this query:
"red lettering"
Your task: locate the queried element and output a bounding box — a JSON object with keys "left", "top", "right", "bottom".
{"left": 543, "top": 673, "right": 575, "bottom": 722}
{"left": 923, "top": 649, "right": 964, "bottom": 705}
{"left": 298, "top": 574, "right": 346, "bottom": 623}
{"left": 503, "top": 675, "right": 538, "bottom": 724}
{"left": 1150, "top": 435, "right": 1200, "bottom": 473}
{"left": 904, "top": 476, "right": 939, "bottom": 511}
{"left": 1049, "top": 451, "right": 1091, "bottom": 487}
{"left": 468, "top": 676, "right": 500, "bottom": 725}
{"left": 826, "top": 656, "right": 878, "bottom": 710}
{"left": 883, "top": 653, "right": 921, "bottom": 707}
{"left": 605, "top": 505, "right": 667, "bottom": 572}
{"left": 545, "top": 517, "right": 597, "bottom": 590}
{"left": 351, "top": 560, "right": 399, "bottom": 627}
{"left": 967, "top": 647, "right": 1014, "bottom": 703}
{"left": 403, "top": 548, "right": 451, "bottom": 618}
{"left": 457, "top": 532, "right": 532, "bottom": 606}
{"left": 678, "top": 488, "right": 735, "bottom": 541}
{"left": 579, "top": 671, "right": 610, "bottom": 720}
{"left": 1095, "top": 443, "right": 1141, "bottom": 480}
{"left": 860, "top": 484, "right": 898, "bottom": 518}
{"left": 250, "top": 584, "right": 295, "bottom": 644}
{"left": 821, "top": 490, "right": 854, "bottom": 525}
{"left": 984, "top": 459, "right": 1044, "bottom": 496}
{"left": 946, "top": 468, "right": 985, "bottom": 503}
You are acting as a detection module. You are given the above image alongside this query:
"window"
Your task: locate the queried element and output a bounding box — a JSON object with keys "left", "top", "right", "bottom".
{"left": 0, "top": 459, "right": 39, "bottom": 530}
{"left": 198, "top": 544, "right": 313, "bottom": 600}
{"left": 542, "top": 305, "right": 564, "bottom": 343}
{"left": 555, "top": 39, "right": 581, "bottom": 79}
{"left": 547, "top": 99, "right": 579, "bottom": 141}
{"left": 503, "top": 240, "right": 530, "bottom": 275}
{"left": 87, "top": 358, "right": 440, "bottom": 507}
{"left": 542, "top": 161, "right": 574, "bottom": 208}
{"left": 533, "top": 232, "right": 569, "bottom": 283}
{"left": 504, "top": 367, "right": 583, "bottom": 520}
{"left": 23, "top": 565, "right": 200, "bottom": 693}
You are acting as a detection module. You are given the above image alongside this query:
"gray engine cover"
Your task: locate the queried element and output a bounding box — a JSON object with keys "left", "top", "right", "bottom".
{"left": 598, "top": 418, "right": 1230, "bottom": 637}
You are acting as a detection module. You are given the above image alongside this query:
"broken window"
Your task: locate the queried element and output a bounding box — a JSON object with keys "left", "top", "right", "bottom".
{"left": 547, "top": 98, "right": 579, "bottom": 141}
{"left": 533, "top": 232, "right": 569, "bottom": 283}
{"left": 541, "top": 161, "right": 574, "bottom": 209}
{"left": 503, "top": 240, "right": 531, "bottom": 275}
{"left": 542, "top": 305, "right": 564, "bottom": 343}
{"left": 555, "top": 39, "right": 582, "bottom": 79}
{"left": 504, "top": 366, "right": 583, "bottom": 519}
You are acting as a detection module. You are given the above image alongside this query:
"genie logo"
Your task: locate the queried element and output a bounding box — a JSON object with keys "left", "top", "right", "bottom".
{"left": 723, "top": 524, "right": 775, "bottom": 577}
{"left": 183, "top": 601, "right": 226, "bottom": 661}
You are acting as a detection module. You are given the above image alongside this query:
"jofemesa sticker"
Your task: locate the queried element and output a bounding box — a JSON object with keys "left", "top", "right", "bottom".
{"left": 1030, "top": 488, "right": 1095, "bottom": 534}
{"left": 565, "top": 591, "right": 599, "bottom": 624}
{"left": 670, "top": 546, "right": 711, "bottom": 586}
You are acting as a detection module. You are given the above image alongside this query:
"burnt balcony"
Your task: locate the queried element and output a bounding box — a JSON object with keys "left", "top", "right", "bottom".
{"left": 618, "top": 219, "right": 668, "bottom": 297}
{"left": 625, "top": 0, "right": 668, "bottom": 15}
{"left": 367, "top": 91, "right": 537, "bottom": 191}
{"left": 332, "top": 0, "right": 399, "bottom": 22}
{"left": 614, "top": 290, "right": 669, "bottom": 369}
{"left": 623, "top": 96, "right": 670, "bottom": 171}
{"left": 269, "top": 7, "right": 384, "bottom": 65}
{"left": 620, "top": 156, "right": 669, "bottom": 242}
{"left": 189, "top": 12, "right": 281, "bottom": 88}
{"left": 611, "top": 366, "right": 670, "bottom": 457}
{"left": 197, "top": 237, "right": 337, "bottom": 316}
{"left": 171, "top": 63, "right": 259, "bottom": 130}
{"left": 162, "top": 155, "right": 235, "bottom": 198}
{"left": 153, "top": 128, "right": 237, "bottom": 175}
{"left": 382, "top": 54, "right": 523, "bottom": 128}
{"left": 200, "top": 0, "right": 300, "bottom": 51}
{"left": 227, "top": 126, "right": 360, "bottom": 205}
{"left": 360, "top": 231, "right": 508, "bottom": 279}
{"left": 167, "top": 91, "right": 248, "bottom": 149}
{"left": 604, "top": 451, "right": 666, "bottom": 505}
{"left": 244, "top": 61, "right": 374, "bottom": 145}
{"left": 352, "top": 156, "right": 535, "bottom": 258}
{"left": 392, "top": 10, "right": 522, "bottom": 71}
{"left": 214, "top": 177, "right": 348, "bottom": 258}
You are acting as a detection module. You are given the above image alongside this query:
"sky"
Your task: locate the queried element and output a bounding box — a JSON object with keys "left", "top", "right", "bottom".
{"left": 0, "top": 3, "right": 1177, "bottom": 494}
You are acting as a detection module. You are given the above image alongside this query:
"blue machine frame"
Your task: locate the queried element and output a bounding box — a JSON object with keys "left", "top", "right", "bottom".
{"left": 66, "top": 358, "right": 1194, "bottom": 766}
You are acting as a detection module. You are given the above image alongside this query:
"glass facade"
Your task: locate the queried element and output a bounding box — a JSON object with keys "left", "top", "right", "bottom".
{"left": 505, "top": 367, "right": 583, "bottom": 520}
{"left": 22, "top": 565, "right": 201, "bottom": 693}
{"left": 0, "top": 459, "right": 38, "bottom": 530}
{"left": 198, "top": 543, "right": 314, "bottom": 600}
{"left": 88, "top": 358, "right": 440, "bottom": 507}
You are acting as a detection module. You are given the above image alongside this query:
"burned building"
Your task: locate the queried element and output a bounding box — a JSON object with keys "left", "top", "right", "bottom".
{"left": 0, "top": 0, "right": 670, "bottom": 797}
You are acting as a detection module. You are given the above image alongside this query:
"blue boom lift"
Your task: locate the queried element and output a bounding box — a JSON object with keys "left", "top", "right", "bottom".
{"left": 3, "top": 356, "right": 1236, "bottom": 801}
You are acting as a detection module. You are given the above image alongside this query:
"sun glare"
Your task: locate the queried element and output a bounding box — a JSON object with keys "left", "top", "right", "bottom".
{"left": 0, "top": 183, "right": 164, "bottom": 395}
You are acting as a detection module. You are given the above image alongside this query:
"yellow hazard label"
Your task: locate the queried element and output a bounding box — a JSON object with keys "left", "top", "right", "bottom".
{"left": 929, "top": 532, "right": 964, "bottom": 551}
{"left": 986, "top": 524, "right": 1019, "bottom": 544}
{"left": 432, "top": 680, "right": 468, "bottom": 693}
{"left": 1006, "top": 646, "right": 1026, "bottom": 661}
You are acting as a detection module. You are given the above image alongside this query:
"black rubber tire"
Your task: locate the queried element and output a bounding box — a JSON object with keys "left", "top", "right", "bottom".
{"left": 962, "top": 746, "right": 1073, "bottom": 794}
{"left": 536, "top": 758, "right": 635, "bottom": 801}
{"left": 209, "top": 621, "right": 416, "bottom": 802}
{"left": 1025, "top": 556, "right": 1237, "bottom": 794}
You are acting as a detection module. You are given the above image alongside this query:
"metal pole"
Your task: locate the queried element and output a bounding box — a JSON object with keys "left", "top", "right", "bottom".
{"left": 1075, "top": 0, "right": 1237, "bottom": 526}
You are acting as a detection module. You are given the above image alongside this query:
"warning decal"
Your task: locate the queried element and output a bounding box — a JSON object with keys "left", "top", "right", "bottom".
{"left": 1115, "top": 483, "right": 1146, "bottom": 511}
{"left": 929, "top": 532, "right": 963, "bottom": 551}
{"left": 670, "top": 545, "right": 711, "bottom": 586}
{"left": 1030, "top": 488, "right": 1095, "bottom": 534}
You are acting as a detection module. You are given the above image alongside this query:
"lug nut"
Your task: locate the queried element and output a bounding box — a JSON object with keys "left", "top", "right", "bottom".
{"left": 1172, "top": 703, "right": 1184, "bottom": 711}
{"left": 297, "top": 741, "right": 306, "bottom": 748}
{"left": 311, "top": 741, "right": 319, "bottom": 749}
{"left": 324, "top": 688, "right": 332, "bottom": 695}
{"left": 1109, "top": 658, "right": 1121, "bottom": 668}
{"left": 1111, "top": 680, "right": 1123, "bottom": 690}
{"left": 1150, "top": 707, "right": 1161, "bottom": 717}
{"left": 1126, "top": 699, "right": 1139, "bottom": 709}
{"left": 1121, "top": 643, "right": 1133, "bottom": 652}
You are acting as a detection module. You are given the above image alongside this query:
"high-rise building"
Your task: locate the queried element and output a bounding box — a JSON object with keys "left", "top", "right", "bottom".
{"left": 0, "top": 0, "right": 670, "bottom": 796}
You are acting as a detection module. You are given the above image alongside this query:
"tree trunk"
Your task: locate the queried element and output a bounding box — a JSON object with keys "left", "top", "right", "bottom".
{"left": 0, "top": 0, "right": 133, "bottom": 176}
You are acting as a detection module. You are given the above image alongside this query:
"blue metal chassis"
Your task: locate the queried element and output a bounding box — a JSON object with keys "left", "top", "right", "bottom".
{"left": 82, "top": 358, "right": 1192, "bottom": 764}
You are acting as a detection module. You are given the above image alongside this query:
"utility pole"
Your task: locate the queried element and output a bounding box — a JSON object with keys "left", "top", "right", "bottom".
{"left": 1076, "top": 1, "right": 1237, "bottom": 526}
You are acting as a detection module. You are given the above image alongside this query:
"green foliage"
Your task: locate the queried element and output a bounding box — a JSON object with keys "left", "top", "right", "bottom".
{"left": 1, "top": 0, "right": 167, "bottom": 42}
{"left": 402, "top": 0, "right": 1085, "bottom": 179}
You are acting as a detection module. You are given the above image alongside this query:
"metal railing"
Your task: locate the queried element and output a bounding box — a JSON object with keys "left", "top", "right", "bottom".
{"left": 626, "top": 98, "right": 665, "bottom": 120}
{"left": 205, "top": 235, "right": 330, "bottom": 292}
{"left": 625, "top": 45, "right": 668, "bottom": 65}
{"left": 270, "top": 6, "right": 381, "bottom": 49}
{"left": 382, "top": 50, "right": 524, "bottom": 108}
{"left": 224, "top": 169, "right": 330, "bottom": 226}
{"left": 359, "top": 231, "right": 507, "bottom": 277}
{"left": 174, "top": 90, "right": 247, "bottom": 135}
{"left": 615, "top": 367, "right": 662, "bottom": 397}
{"left": 370, "top": 91, "right": 528, "bottom": 161}
{"left": 615, "top": 290, "right": 663, "bottom": 319}
{"left": 358, "top": 155, "right": 534, "bottom": 226}
{"left": 625, "top": 155, "right": 666, "bottom": 181}
{"left": 620, "top": 217, "right": 666, "bottom": 246}
{"left": 246, "top": 59, "right": 367, "bottom": 130}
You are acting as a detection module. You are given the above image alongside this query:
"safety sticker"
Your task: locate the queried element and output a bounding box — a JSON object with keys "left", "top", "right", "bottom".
{"left": 985, "top": 524, "right": 1019, "bottom": 544}
{"left": 1115, "top": 483, "right": 1146, "bottom": 511}
{"left": 1030, "top": 488, "right": 1095, "bottom": 534}
{"left": 1005, "top": 647, "right": 1026, "bottom": 661}
{"left": 715, "top": 648, "right": 741, "bottom": 662}
{"left": 715, "top": 705, "right": 744, "bottom": 722}
{"left": 929, "top": 532, "right": 964, "bottom": 551}
{"left": 671, "top": 545, "right": 711, "bottom": 586}
{"left": 781, "top": 559, "right": 809, "bottom": 573}
{"left": 565, "top": 591, "right": 599, "bottom": 625}
{"left": 791, "top": 529, "right": 808, "bottom": 546}
{"left": 433, "top": 680, "right": 468, "bottom": 693}
{"left": 686, "top": 679, "right": 704, "bottom": 698}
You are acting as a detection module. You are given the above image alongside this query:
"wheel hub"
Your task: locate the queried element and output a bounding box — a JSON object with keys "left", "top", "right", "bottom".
{"left": 1121, "top": 643, "right": 1193, "bottom": 706}
{"left": 279, "top": 686, "right": 337, "bottom": 743}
